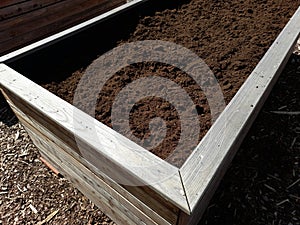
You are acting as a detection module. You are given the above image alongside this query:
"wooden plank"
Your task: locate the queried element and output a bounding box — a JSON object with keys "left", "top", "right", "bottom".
{"left": 0, "top": 0, "right": 125, "bottom": 54}
{"left": 24, "top": 127, "right": 163, "bottom": 225}
{"left": 0, "top": 0, "right": 126, "bottom": 55}
{"left": 0, "top": 0, "right": 148, "bottom": 62}
{"left": 0, "top": 0, "right": 125, "bottom": 39}
{"left": 0, "top": 0, "right": 124, "bottom": 34}
{"left": 180, "top": 5, "right": 300, "bottom": 222}
{"left": 0, "top": 0, "right": 65, "bottom": 21}
{"left": 124, "top": 185, "right": 180, "bottom": 224}
{"left": 3, "top": 93, "right": 180, "bottom": 225}
{"left": 0, "top": 64, "right": 190, "bottom": 215}
{"left": 0, "top": 0, "right": 27, "bottom": 9}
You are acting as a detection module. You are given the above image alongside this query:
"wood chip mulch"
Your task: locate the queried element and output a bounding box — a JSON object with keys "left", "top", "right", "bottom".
{"left": 0, "top": 39, "right": 299, "bottom": 225}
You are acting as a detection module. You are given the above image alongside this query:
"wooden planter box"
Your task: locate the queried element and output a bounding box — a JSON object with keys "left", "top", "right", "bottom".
{"left": 1, "top": 1, "right": 299, "bottom": 224}
{"left": 0, "top": 0, "right": 126, "bottom": 55}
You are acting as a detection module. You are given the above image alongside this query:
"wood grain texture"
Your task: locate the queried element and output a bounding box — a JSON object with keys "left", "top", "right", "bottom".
{"left": 2, "top": 3, "right": 297, "bottom": 224}
{"left": 0, "top": 0, "right": 125, "bottom": 55}
{"left": 0, "top": 0, "right": 123, "bottom": 52}
{"left": 180, "top": 5, "right": 300, "bottom": 221}
{"left": 3, "top": 93, "right": 180, "bottom": 225}
{"left": 0, "top": 0, "right": 148, "bottom": 62}
{"left": 0, "top": 0, "right": 123, "bottom": 34}
{"left": 0, "top": 0, "right": 65, "bottom": 21}
{"left": 0, "top": 0, "right": 26, "bottom": 9}
{"left": 0, "top": 64, "right": 190, "bottom": 215}
{"left": 25, "top": 128, "right": 165, "bottom": 225}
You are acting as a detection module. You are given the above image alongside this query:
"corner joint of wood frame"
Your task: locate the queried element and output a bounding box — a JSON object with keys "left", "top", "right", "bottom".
{"left": 178, "top": 169, "right": 192, "bottom": 215}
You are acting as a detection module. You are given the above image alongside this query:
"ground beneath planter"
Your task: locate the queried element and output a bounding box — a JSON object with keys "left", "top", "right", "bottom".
{"left": 42, "top": 0, "right": 299, "bottom": 167}
{"left": 199, "top": 53, "right": 300, "bottom": 225}
{"left": 0, "top": 52, "right": 299, "bottom": 224}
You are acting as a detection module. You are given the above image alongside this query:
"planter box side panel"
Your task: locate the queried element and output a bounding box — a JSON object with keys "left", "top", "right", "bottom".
{"left": 180, "top": 5, "right": 300, "bottom": 218}
{"left": 0, "top": 64, "right": 184, "bottom": 224}
{"left": 27, "top": 127, "right": 172, "bottom": 225}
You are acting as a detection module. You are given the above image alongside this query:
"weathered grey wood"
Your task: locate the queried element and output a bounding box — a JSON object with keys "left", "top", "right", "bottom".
{"left": 1, "top": 3, "right": 299, "bottom": 224}
{"left": 26, "top": 127, "right": 167, "bottom": 225}
{"left": 0, "top": 64, "right": 190, "bottom": 215}
{"left": 180, "top": 5, "right": 300, "bottom": 223}
{"left": 27, "top": 132, "right": 155, "bottom": 225}
{"left": 3, "top": 91, "right": 180, "bottom": 225}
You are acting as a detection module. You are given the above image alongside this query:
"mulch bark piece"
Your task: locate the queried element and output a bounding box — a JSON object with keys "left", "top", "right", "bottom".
{"left": 199, "top": 53, "right": 300, "bottom": 225}
{"left": 0, "top": 53, "right": 299, "bottom": 225}
{"left": 0, "top": 123, "right": 114, "bottom": 225}
{"left": 1, "top": 0, "right": 299, "bottom": 224}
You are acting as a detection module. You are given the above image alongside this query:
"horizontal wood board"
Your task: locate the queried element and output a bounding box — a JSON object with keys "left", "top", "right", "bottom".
{"left": 179, "top": 5, "right": 300, "bottom": 224}
{"left": 0, "top": 0, "right": 125, "bottom": 55}
{"left": 0, "top": 2, "right": 299, "bottom": 224}
{"left": 3, "top": 89, "right": 180, "bottom": 224}
{"left": 0, "top": 0, "right": 149, "bottom": 62}
{"left": 0, "top": 63, "right": 190, "bottom": 215}
{"left": 0, "top": 0, "right": 64, "bottom": 21}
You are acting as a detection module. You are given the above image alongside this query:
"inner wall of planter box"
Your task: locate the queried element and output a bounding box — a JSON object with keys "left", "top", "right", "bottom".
{"left": 7, "top": 0, "right": 299, "bottom": 167}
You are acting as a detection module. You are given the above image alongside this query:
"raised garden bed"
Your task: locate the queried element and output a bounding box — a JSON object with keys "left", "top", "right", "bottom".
{"left": 0, "top": 0, "right": 300, "bottom": 224}
{"left": 0, "top": 0, "right": 126, "bottom": 56}
{"left": 40, "top": 0, "right": 300, "bottom": 168}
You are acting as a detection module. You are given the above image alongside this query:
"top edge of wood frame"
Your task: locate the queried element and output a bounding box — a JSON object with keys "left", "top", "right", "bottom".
{"left": 180, "top": 5, "right": 300, "bottom": 213}
{"left": 0, "top": 0, "right": 149, "bottom": 63}
{"left": 0, "top": 64, "right": 191, "bottom": 214}
{"left": 1, "top": 0, "right": 299, "bottom": 218}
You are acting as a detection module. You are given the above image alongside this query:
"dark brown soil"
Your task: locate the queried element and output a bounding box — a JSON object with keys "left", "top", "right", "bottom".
{"left": 42, "top": 0, "right": 299, "bottom": 167}
{"left": 199, "top": 53, "right": 300, "bottom": 225}
{"left": 1, "top": 53, "right": 299, "bottom": 225}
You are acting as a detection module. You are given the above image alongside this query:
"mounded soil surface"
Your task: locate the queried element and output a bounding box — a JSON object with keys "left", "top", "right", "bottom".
{"left": 43, "top": 0, "right": 299, "bottom": 167}
{"left": 0, "top": 1, "right": 300, "bottom": 225}
{"left": 1, "top": 53, "right": 299, "bottom": 224}
{"left": 0, "top": 0, "right": 299, "bottom": 223}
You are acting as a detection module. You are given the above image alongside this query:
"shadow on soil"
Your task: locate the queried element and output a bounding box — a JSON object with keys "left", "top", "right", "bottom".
{"left": 6, "top": 0, "right": 190, "bottom": 85}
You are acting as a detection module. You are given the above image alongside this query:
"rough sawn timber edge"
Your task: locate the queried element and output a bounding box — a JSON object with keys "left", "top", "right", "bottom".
{"left": 0, "top": 3, "right": 299, "bottom": 225}
{"left": 0, "top": 65, "right": 189, "bottom": 223}
{"left": 0, "top": 0, "right": 149, "bottom": 63}
{"left": 179, "top": 5, "right": 300, "bottom": 225}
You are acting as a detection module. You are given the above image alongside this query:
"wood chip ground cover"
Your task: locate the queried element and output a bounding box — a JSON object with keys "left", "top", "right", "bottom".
{"left": 0, "top": 52, "right": 299, "bottom": 225}
{"left": 1, "top": 0, "right": 300, "bottom": 223}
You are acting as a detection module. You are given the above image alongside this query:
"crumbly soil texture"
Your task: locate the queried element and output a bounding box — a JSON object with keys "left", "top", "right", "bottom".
{"left": 43, "top": 0, "right": 299, "bottom": 167}
{"left": 0, "top": 0, "right": 300, "bottom": 223}
{"left": 1, "top": 53, "right": 299, "bottom": 225}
